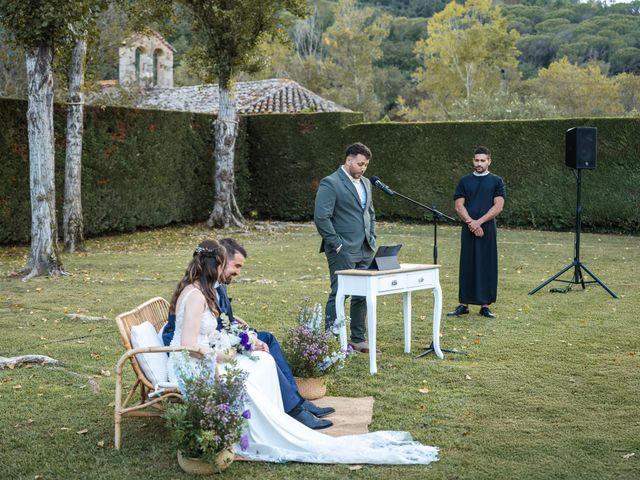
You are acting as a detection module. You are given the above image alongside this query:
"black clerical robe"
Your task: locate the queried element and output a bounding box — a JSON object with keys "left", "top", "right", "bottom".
{"left": 454, "top": 173, "right": 506, "bottom": 305}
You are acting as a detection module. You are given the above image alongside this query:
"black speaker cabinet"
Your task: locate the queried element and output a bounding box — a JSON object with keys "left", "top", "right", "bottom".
{"left": 566, "top": 127, "right": 597, "bottom": 169}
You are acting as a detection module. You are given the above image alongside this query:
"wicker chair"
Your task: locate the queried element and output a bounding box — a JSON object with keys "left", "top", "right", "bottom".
{"left": 114, "top": 297, "right": 201, "bottom": 449}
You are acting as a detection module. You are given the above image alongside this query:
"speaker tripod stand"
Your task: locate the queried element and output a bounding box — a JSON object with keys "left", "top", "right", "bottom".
{"left": 528, "top": 169, "right": 618, "bottom": 298}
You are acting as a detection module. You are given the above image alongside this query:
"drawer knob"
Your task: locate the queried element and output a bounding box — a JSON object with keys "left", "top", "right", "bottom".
{"left": 391, "top": 280, "right": 398, "bottom": 286}
{"left": 418, "top": 277, "right": 424, "bottom": 282}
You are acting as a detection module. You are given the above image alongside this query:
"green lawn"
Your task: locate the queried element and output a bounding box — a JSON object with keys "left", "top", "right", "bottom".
{"left": 1, "top": 222, "right": 638, "bottom": 479}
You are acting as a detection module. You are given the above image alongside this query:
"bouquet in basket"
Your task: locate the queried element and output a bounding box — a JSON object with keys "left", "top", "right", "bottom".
{"left": 164, "top": 353, "right": 251, "bottom": 461}
{"left": 283, "top": 300, "right": 353, "bottom": 379}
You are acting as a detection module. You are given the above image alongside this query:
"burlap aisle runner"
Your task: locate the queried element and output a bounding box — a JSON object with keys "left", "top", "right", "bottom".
{"left": 313, "top": 396, "right": 374, "bottom": 437}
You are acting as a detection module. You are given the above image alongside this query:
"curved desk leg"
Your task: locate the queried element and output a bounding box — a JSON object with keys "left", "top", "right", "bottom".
{"left": 336, "top": 286, "right": 348, "bottom": 352}
{"left": 403, "top": 291, "right": 411, "bottom": 353}
{"left": 432, "top": 282, "right": 444, "bottom": 359}
{"left": 366, "top": 290, "right": 378, "bottom": 375}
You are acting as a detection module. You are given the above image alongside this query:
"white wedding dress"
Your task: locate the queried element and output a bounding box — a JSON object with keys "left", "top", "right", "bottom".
{"left": 169, "top": 289, "right": 439, "bottom": 465}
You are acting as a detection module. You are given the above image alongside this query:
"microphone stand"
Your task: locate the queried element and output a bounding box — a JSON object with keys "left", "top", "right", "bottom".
{"left": 372, "top": 182, "right": 467, "bottom": 357}
{"left": 389, "top": 190, "right": 455, "bottom": 264}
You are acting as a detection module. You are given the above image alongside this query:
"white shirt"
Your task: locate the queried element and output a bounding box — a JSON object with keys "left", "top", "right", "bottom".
{"left": 341, "top": 166, "right": 367, "bottom": 209}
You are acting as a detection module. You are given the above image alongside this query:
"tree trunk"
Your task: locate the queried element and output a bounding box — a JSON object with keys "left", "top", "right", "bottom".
{"left": 207, "top": 81, "right": 244, "bottom": 228}
{"left": 63, "top": 38, "right": 86, "bottom": 253}
{"left": 23, "top": 45, "right": 63, "bottom": 280}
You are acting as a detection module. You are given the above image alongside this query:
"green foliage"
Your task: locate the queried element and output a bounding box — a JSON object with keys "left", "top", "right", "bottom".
{"left": 408, "top": 0, "right": 521, "bottom": 120}
{"left": 321, "top": 0, "right": 391, "bottom": 120}
{"left": 2, "top": 100, "right": 639, "bottom": 243}
{"left": 248, "top": 113, "right": 640, "bottom": 234}
{"left": 503, "top": 1, "right": 640, "bottom": 76}
{"left": 358, "top": 0, "right": 449, "bottom": 18}
{"left": 164, "top": 355, "right": 249, "bottom": 459}
{"left": 177, "top": 0, "right": 307, "bottom": 87}
{"left": 533, "top": 57, "right": 623, "bottom": 117}
{"left": 245, "top": 111, "right": 364, "bottom": 219}
{"left": 0, "top": 98, "right": 250, "bottom": 244}
{"left": 0, "top": 27, "right": 27, "bottom": 97}
{"left": 614, "top": 72, "right": 640, "bottom": 113}
{"left": 0, "top": 0, "right": 105, "bottom": 48}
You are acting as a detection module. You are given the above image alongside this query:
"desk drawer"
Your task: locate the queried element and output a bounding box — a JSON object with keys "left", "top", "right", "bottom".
{"left": 406, "top": 271, "right": 434, "bottom": 288}
{"left": 377, "top": 276, "right": 406, "bottom": 293}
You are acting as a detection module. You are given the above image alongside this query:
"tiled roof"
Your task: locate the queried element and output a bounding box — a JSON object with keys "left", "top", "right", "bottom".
{"left": 132, "top": 79, "right": 351, "bottom": 114}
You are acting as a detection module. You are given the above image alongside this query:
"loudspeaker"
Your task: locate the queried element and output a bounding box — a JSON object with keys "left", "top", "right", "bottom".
{"left": 566, "top": 127, "right": 597, "bottom": 169}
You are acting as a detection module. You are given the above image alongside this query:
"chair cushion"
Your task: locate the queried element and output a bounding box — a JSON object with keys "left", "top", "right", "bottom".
{"left": 130, "top": 321, "right": 168, "bottom": 386}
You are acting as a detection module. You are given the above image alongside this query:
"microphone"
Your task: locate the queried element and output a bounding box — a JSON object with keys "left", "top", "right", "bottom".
{"left": 370, "top": 176, "right": 395, "bottom": 196}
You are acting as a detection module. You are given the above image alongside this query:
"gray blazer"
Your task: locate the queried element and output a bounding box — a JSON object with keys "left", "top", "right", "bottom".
{"left": 314, "top": 167, "right": 376, "bottom": 254}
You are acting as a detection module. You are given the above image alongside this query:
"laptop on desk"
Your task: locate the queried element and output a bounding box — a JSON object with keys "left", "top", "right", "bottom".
{"left": 367, "top": 244, "right": 402, "bottom": 271}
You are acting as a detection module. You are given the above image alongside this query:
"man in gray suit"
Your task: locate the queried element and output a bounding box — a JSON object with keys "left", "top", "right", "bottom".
{"left": 314, "top": 143, "right": 377, "bottom": 353}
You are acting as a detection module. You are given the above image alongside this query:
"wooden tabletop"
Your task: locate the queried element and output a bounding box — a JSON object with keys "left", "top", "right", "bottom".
{"left": 336, "top": 263, "right": 440, "bottom": 276}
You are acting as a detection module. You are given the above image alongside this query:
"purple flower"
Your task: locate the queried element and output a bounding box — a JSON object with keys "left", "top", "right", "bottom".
{"left": 240, "top": 433, "right": 250, "bottom": 451}
{"left": 242, "top": 409, "right": 251, "bottom": 419}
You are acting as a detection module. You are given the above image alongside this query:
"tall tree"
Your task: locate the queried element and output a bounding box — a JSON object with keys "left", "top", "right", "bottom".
{"left": 0, "top": 2, "right": 78, "bottom": 277}
{"left": 533, "top": 57, "right": 623, "bottom": 117}
{"left": 175, "top": 0, "right": 307, "bottom": 228}
{"left": 0, "top": 1, "right": 105, "bottom": 278}
{"left": 407, "top": 0, "right": 520, "bottom": 120}
{"left": 63, "top": 38, "right": 87, "bottom": 253}
{"left": 321, "top": 0, "right": 390, "bottom": 120}
{"left": 614, "top": 72, "right": 640, "bottom": 113}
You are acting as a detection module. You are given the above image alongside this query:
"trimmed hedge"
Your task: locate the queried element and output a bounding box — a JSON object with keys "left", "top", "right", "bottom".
{"left": 1, "top": 97, "right": 638, "bottom": 245}
{"left": 249, "top": 116, "right": 640, "bottom": 233}
{"left": 246, "top": 112, "right": 364, "bottom": 219}
{"left": 0, "top": 98, "right": 249, "bottom": 244}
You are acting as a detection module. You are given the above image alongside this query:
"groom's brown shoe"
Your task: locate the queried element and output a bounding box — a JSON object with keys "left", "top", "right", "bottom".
{"left": 349, "top": 341, "right": 380, "bottom": 354}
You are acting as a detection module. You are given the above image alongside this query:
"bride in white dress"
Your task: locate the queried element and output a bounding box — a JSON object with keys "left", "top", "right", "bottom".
{"left": 168, "top": 240, "right": 438, "bottom": 465}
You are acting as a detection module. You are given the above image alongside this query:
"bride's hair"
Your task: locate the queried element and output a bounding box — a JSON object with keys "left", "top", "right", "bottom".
{"left": 170, "top": 239, "right": 226, "bottom": 315}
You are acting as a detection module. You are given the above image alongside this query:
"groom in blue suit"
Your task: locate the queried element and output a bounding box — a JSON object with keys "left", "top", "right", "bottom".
{"left": 163, "top": 238, "right": 334, "bottom": 429}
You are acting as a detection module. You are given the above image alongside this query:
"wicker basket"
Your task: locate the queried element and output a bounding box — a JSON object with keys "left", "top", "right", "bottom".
{"left": 294, "top": 376, "right": 327, "bottom": 400}
{"left": 177, "top": 449, "right": 234, "bottom": 475}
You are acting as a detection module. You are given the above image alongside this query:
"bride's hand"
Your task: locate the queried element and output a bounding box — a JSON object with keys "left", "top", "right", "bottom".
{"left": 216, "top": 349, "right": 236, "bottom": 363}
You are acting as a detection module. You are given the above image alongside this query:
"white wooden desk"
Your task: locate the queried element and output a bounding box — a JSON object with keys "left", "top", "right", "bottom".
{"left": 335, "top": 263, "right": 443, "bottom": 375}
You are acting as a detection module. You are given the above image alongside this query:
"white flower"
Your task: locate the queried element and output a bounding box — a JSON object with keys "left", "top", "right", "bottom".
{"left": 209, "top": 329, "right": 233, "bottom": 352}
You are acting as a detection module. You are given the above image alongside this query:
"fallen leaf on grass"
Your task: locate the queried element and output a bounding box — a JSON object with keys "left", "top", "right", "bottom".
{"left": 418, "top": 388, "right": 430, "bottom": 394}
{"left": 97, "top": 440, "right": 105, "bottom": 448}
{"left": 465, "top": 375, "right": 472, "bottom": 380}
{"left": 100, "top": 369, "right": 111, "bottom": 377}
{"left": 623, "top": 453, "right": 635, "bottom": 460}
{"left": 77, "top": 429, "right": 88, "bottom": 435}
{"left": 60, "top": 427, "right": 70, "bottom": 431}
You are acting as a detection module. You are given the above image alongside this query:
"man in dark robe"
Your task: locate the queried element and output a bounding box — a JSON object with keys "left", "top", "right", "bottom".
{"left": 448, "top": 146, "right": 506, "bottom": 318}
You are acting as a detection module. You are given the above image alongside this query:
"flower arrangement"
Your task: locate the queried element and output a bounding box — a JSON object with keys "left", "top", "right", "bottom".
{"left": 209, "top": 319, "right": 258, "bottom": 360}
{"left": 283, "top": 301, "right": 353, "bottom": 378}
{"left": 164, "top": 353, "right": 251, "bottom": 463}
